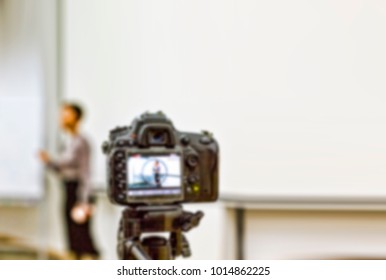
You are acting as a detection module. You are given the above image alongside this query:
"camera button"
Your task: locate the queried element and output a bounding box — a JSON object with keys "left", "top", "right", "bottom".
{"left": 200, "top": 136, "right": 212, "bottom": 145}
{"left": 186, "top": 154, "right": 198, "bottom": 168}
{"left": 115, "top": 152, "right": 124, "bottom": 159}
{"left": 188, "top": 174, "right": 198, "bottom": 184}
{"left": 116, "top": 163, "right": 125, "bottom": 171}
{"left": 180, "top": 135, "right": 190, "bottom": 145}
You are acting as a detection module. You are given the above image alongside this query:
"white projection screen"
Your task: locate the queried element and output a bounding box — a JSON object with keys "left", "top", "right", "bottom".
{"left": 0, "top": 0, "right": 44, "bottom": 202}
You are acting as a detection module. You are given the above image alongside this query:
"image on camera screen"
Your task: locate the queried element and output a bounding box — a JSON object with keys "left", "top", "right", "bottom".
{"left": 127, "top": 154, "right": 182, "bottom": 197}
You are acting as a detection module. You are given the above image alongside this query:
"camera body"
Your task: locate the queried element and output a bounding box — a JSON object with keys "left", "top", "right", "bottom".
{"left": 102, "top": 112, "right": 219, "bottom": 206}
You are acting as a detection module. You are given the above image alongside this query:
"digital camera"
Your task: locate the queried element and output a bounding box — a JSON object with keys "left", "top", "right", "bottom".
{"left": 102, "top": 112, "right": 219, "bottom": 205}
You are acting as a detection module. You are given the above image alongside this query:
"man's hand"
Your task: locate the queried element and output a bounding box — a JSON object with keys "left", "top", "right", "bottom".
{"left": 71, "top": 203, "right": 93, "bottom": 224}
{"left": 38, "top": 150, "right": 50, "bottom": 164}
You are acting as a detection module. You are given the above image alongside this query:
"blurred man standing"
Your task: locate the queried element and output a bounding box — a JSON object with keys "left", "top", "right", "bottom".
{"left": 153, "top": 160, "right": 161, "bottom": 187}
{"left": 39, "top": 102, "right": 99, "bottom": 260}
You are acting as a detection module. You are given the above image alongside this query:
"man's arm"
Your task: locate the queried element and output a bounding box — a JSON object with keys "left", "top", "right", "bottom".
{"left": 40, "top": 141, "right": 81, "bottom": 174}
{"left": 72, "top": 137, "right": 94, "bottom": 224}
{"left": 75, "top": 137, "right": 93, "bottom": 204}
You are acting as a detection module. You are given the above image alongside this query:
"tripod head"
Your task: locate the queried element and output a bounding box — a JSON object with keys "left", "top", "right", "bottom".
{"left": 118, "top": 204, "right": 204, "bottom": 260}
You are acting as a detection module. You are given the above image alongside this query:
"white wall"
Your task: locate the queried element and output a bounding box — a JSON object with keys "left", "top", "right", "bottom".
{"left": 3, "top": 0, "right": 386, "bottom": 260}
{"left": 63, "top": 0, "right": 386, "bottom": 198}
{"left": 59, "top": 0, "right": 386, "bottom": 260}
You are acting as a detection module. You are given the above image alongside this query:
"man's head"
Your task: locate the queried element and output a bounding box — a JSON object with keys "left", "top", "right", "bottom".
{"left": 60, "top": 102, "right": 84, "bottom": 132}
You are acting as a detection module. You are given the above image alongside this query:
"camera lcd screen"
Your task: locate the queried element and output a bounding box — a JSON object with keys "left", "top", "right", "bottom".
{"left": 127, "top": 154, "right": 182, "bottom": 197}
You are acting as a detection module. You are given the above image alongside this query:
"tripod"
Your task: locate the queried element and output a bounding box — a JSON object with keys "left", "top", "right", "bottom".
{"left": 117, "top": 204, "right": 204, "bottom": 260}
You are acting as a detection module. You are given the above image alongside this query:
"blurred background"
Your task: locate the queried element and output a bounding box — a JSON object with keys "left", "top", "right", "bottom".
{"left": 1, "top": 0, "right": 386, "bottom": 260}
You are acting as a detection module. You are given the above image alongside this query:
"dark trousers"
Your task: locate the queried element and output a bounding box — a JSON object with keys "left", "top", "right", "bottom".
{"left": 64, "top": 181, "right": 99, "bottom": 257}
{"left": 155, "top": 173, "right": 161, "bottom": 187}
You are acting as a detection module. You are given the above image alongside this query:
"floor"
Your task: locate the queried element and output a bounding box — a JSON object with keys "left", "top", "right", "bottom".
{"left": 0, "top": 234, "right": 65, "bottom": 260}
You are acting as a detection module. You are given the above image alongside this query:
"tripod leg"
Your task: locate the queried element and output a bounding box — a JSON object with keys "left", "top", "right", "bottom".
{"left": 142, "top": 237, "right": 173, "bottom": 260}
{"left": 126, "top": 241, "right": 151, "bottom": 260}
{"left": 118, "top": 216, "right": 151, "bottom": 260}
{"left": 170, "top": 231, "right": 191, "bottom": 258}
{"left": 180, "top": 234, "right": 191, "bottom": 257}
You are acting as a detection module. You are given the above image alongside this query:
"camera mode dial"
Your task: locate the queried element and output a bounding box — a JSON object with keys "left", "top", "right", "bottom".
{"left": 200, "top": 130, "right": 213, "bottom": 145}
{"left": 180, "top": 135, "right": 190, "bottom": 146}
